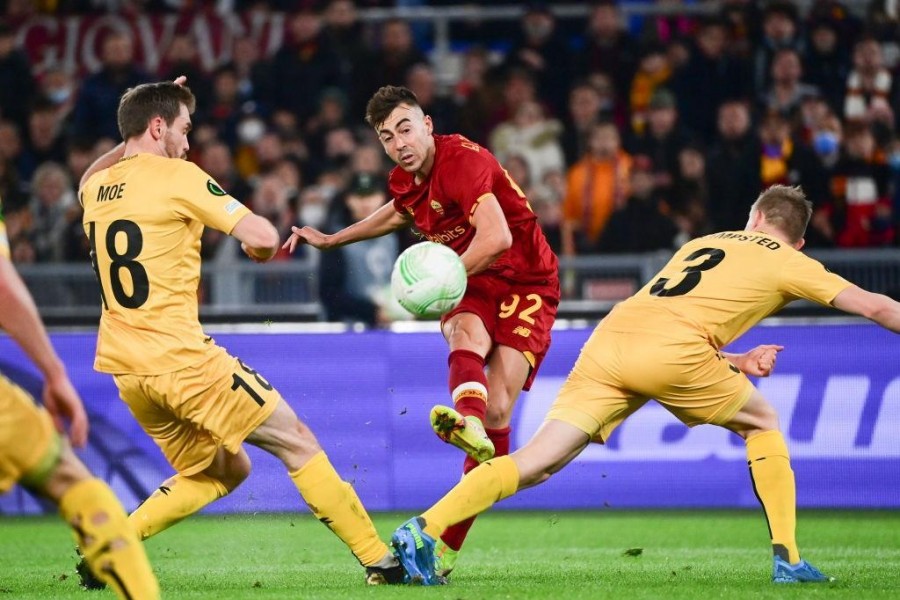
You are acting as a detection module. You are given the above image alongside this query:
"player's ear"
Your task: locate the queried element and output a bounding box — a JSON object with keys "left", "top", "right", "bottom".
{"left": 423, "top": 114, "right": 433, "bottom": 135}
{"left": 150, "top": 117, "right": 164, "bottom": 140}
{"left": 794, "top": 237, "right": 806, "bottom": 251}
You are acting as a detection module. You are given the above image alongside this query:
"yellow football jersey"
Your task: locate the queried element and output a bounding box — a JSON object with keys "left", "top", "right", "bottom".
{"left": 0, "top": 196, "right": 9, "bottom": 259}
{"left": 81, "top": 154, "right": 250, "bottom": 374}
{"left": 605, "top": 231, "right": 853, "bottom": 348}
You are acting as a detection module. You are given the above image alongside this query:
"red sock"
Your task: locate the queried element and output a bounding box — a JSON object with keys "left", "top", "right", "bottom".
{"left": 440, "top": 426, "right": 512, "bottom": 551}
{"left": 448, "top": 349, "right": 487, "bottom": 422}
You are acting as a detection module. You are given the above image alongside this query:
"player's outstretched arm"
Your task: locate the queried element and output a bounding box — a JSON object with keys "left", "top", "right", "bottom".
{"left": 832, "top": 285, "right": 900, "bottom": 333}
{"left": 460, "top": 194, "right": 512, "bottom": 275}
{"left": 232, "top": 214, "right": 280, "bottom": 262}
{"left": 0, "top": 257, "right": 88, "bottom": 446}
{"left": 282, "top": 201, "right": 410, "bottom": 253}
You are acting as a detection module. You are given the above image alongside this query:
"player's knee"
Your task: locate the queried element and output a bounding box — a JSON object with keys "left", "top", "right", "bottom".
{"left": 37, "top": 448, "right": 91, "bottom": 503}
{"left": 485, "top": 395, "right": 514, "bottom": 426}
{"left": 220, "top": 454, "right": 252, "bottom": 491}
{"left": 277, "top": 418, "right": 322, "bottom": 469}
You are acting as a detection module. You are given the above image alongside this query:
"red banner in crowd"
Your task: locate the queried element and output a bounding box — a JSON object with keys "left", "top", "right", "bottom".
{"left": 14, "top": 12, "right": 289, "bottom": 75}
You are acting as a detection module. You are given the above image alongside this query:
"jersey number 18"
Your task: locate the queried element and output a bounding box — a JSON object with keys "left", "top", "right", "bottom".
{"left": 88, "top": 220, "right": 150, "bottom": 310}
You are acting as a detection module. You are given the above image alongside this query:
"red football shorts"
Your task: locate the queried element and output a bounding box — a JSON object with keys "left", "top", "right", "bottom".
{"left": 442, "top": 272, "right": 560, "bottom": 390}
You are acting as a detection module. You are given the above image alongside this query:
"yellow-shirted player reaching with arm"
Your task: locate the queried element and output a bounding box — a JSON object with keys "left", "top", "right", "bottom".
{"left": 388, "top": 184, "right": 900, "bottom": 585}
{"left": 76, "top": 81, "right": 405, "bottom": 588}
{"left": 0, "top": 199, "right": 159, "bottom": 598}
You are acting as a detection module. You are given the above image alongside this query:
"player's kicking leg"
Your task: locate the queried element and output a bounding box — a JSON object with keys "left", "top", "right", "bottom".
{"left": 245, "top": 398, "right": 406, "bottom": 585}
{"left": 722, "top": 389, "right": 834, "bottom": 584}
{"left": 392, "top": 419, "right": 590, "bottom": 585}
{"left": 434, "top": 345, "right": 529, "bottom": 577}
{"left": 431, "top": 313, "right": 495, "bottom": 462}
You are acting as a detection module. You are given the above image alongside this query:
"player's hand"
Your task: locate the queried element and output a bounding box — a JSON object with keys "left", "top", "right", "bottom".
{"left": 282, "top": 226, "right": 331, "bottom": 253}
{"left": 42, "top": 372, "right": 89, "bottom": 448}
{"left": 741, "top": 344, "right": 784, "bottom": 377}
{"left": 173, "top": 75, "right": 187, "bottom": 86}
{"left": 241, "top": 242, "right": 270, "bottom": 263}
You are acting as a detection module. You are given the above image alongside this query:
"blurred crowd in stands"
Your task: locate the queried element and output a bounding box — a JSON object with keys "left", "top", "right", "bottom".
{"left": 0, "top": 0, "right": 899, "bottom": 320}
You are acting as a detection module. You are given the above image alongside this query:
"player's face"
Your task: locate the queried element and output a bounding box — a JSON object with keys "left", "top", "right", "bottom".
{"left": 376, "top": 103, "right": 434, "bottom": 176}
{"left": 162, "top": 104, "right": 191, "bottom": 160}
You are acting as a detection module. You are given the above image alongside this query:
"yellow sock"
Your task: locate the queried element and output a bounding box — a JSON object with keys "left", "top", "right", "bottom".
{"left": 129, "top": 473, "right": 227, "bottom": 540}
{"left": 746, "top": 430, "right": 799, "bottom": 563}
{"left": 60, "top": 478, "right": 160, "bottom": 600}
{"left": 422, "top": 455, "right": 519, "bottom": 539}
{"left": 290, "top": 451, "right": 389, "bottom": 566}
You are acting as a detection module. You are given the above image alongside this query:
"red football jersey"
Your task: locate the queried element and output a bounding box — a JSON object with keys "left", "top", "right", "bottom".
{"left": 389, "top": 134, "right": 558, "bottom": 285}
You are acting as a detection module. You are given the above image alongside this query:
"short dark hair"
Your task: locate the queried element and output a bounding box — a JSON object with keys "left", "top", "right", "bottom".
{"left": 751, "top": 184, "right": 812, "bottom": 243}
{"left": 364, "top": 85, "right": 419, "bottom": 129}
{"left": 117, "top": 82, "right": 196, "bottom": 141}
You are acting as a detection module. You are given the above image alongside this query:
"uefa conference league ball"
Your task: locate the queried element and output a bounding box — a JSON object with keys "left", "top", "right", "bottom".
{"left": 391, "top": 241, "right": 467, "bottom": 318}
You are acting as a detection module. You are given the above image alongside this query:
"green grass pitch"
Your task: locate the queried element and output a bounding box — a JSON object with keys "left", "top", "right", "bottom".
{"left": 2, "top": 510, "right": 899, "bottom": 599}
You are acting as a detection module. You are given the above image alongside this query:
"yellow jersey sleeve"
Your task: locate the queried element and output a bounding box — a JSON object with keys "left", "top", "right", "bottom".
{"left": 779, "top": 251, "right": 853, "bottom": 306}
{"left": 0, "top": 197, "right": 8, "bottom": 259}
{"left": 169, "top": 161, "right": 251, "bottom": 234}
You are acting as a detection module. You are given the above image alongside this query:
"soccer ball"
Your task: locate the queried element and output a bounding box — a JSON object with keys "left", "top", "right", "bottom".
{"left": 391, "top": 241, "right": 467, "bottom": 318}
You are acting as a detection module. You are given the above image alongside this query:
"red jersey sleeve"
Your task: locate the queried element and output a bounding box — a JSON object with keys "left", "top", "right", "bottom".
{"left": 438, "top": 143, "right": 497, "bottom": 223}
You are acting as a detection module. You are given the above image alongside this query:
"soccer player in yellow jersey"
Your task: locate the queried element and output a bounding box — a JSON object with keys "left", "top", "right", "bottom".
{"left": 77, "top": 81, "right": 405, "bottom": 587}
{"left": 389, "top": 184, "right": 900, "bottom": 585}
{"left": 0, "top": 200, "right": 159, "bottom": 598}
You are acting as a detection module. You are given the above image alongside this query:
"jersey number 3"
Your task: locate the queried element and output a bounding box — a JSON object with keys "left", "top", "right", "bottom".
{"left": 649, "top": 247, "right": 725, "bottom": 297}
{"left": 88, "top": 220, "right": 150, "bottom": 310}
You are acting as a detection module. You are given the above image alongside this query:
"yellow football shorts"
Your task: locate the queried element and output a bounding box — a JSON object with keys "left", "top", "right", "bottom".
{"left": 114, "top": 346, "right": 281, "bottom": 476}
{"left": 546, "top": 323, "right": 755, "bottom": 443}
{"left": 0, "top": 374, "right": 59, "bottom": 493}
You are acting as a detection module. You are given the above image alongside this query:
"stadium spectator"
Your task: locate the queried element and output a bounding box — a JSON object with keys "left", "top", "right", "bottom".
{"left": 362, "top": 18, "right": 428, "bottom": 101}
{"left": 70, "top": 31, "right": 151, "bottom": 143}
{"left": 322, "top": 0, "right": 376, "bottom": 117}
{"left": 405, "top": 62, "right": 458, "bottom": 135}
{"left": 844, "top": 36, "right": 899, "bottom": 145}
{"left": 562, "top": 120, "right": 632, "bottom": 257}
{"left": 37, "top": 66, "right": 78, "bottom": 133}
{"left": 670, "top": 141, "right": 712, "bottom": 242}
{"left": 576, "top": 0, "right": 639, "bottom": 111}
{"left": 751, "top": 1, "right": 805, "bottom": 93}
{"left": 19, "top": 98, "right": 67, "bottom": 182}
{"left": 266, "top": 7, "right": 343, "bottom": 126}
{"left": 453, "top": 45, "right": 495, "bottom": 145}
{"left": 629, "top": 43, "right": 673, "bottom": 136}
{"left": 825, "top": 122, "right": 894, "bottom": 247}
{"left": 28, "top": 161, "right": 76, "bottom": 263}
{"left": 706, "top": 100, "right": 761, "bottom": 231}
{"left": 671, "top": 15, "right": 751, "bottom": 143}
{"left": 158, "top": 32, "right": 212, "bottom": 115}
{"left": 597, "top": 154, "right": 678, "bottom": 253}
{"left": 626, "top": 87, "right": 694, "bottom": 197}
{"left": 223, "top": 35, "right": 270, "bottom": 106}
{"left": 485, "top": 67, "right": 543, "bottom": 140}
{"left": 758, "top": 48, "right": 820, "bottom": 128}
{"left": 803, "top": 15, "right": 853, "bottom": 113}
{"left": 388, "top": 184, "right": 900, "bottom": 586}
{"left": 560, "top": 80, "right": 603, "bottom": 166}
{"left": 305, "top": 87, "right": 351, "bottom": 158}
{"left": 756, "top": 111, "right": 830, "bottom": 227}
{"left": 0, "top": 121, "right": 26, "bottom": 211}
{"left": 489, "top": 99, "right": 564, "bottom": 186}
{"left": 318, "top": 172, "right": 399, "bottom": 326}
{"left": 501, "top": 1, "right": 574, "bottom": 116}
{"left": 0, "top": 22, "right": 36, "bottom": 126}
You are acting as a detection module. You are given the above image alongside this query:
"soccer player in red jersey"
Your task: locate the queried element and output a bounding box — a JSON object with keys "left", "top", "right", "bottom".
{"left": 284, "top": 85, "right": 560, "bottom": 576}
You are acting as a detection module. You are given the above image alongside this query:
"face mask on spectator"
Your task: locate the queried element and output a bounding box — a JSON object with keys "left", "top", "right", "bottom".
{"left": 300, "top": 203, "right": 327, "bottom": 228}
{"left": 238, "top": 118, "right": 266, "bottom": 145}
{"left": 812, "top": 131, "right": 839, "bottom": 156}
{"left": 46, "top": 87, "right": 72, "bottom": 105}
{"left": 888, "top": 151, "right": 900, "bottom": 172}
